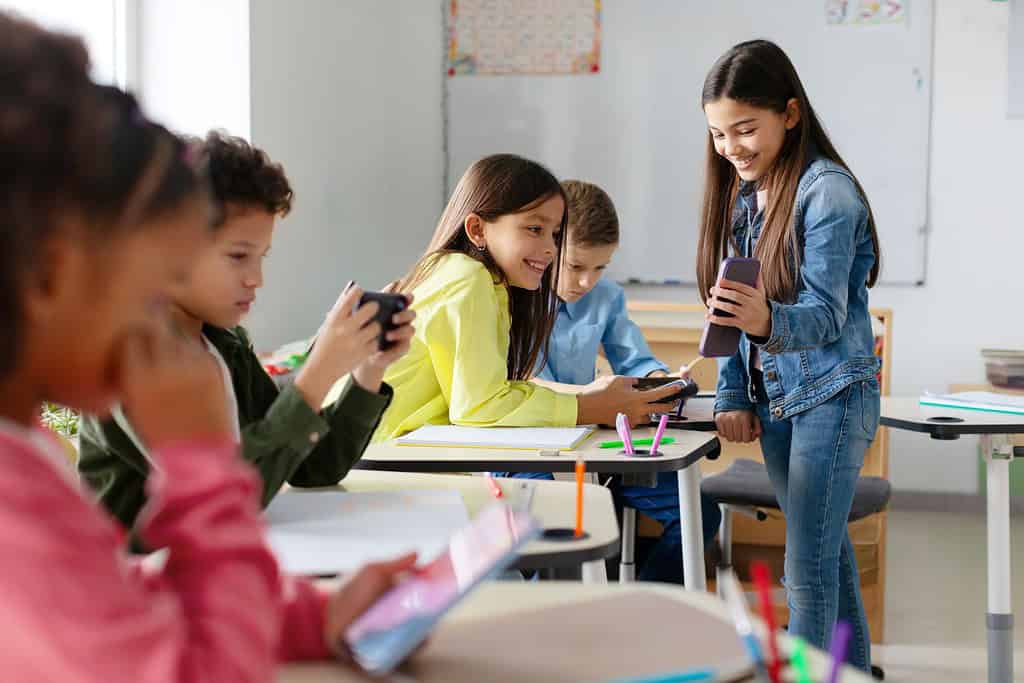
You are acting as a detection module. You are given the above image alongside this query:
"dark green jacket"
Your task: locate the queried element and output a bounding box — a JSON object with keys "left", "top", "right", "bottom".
{"left": 78, "top": 325, "right": 392, "bottom": 529}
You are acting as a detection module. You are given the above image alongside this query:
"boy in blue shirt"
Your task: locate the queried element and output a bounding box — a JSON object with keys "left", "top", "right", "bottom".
{"left": 508, "top": 180, "right": 720, "bottom": 584}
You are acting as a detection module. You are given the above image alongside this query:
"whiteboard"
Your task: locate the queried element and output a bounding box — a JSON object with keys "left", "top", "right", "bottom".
{"left": 446, "top": 1, "right": 932, "bottom": 285}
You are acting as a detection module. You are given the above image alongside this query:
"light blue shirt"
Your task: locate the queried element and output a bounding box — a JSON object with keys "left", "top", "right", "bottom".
{"left": 536, "top": 278, "right": 668, "bottom": 385}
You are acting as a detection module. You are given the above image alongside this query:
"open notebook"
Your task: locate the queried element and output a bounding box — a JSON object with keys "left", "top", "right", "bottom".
{"left": 394, "top": 424, "right": 596, "bottom": 451}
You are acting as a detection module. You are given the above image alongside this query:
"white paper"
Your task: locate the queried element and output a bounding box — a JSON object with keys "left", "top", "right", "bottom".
{"left": 920, "top": 391, "right": 1024, "bottom": 415}
{"left": 265, "top": 490, "right": 469, "bottom": 575}
{"left": 394, "top": 424, "right": 595, "bottom": 450}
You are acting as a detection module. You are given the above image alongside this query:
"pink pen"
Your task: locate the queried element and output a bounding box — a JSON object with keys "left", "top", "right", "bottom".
{"left": 622, "top": 417, "right": 635, "bottom": 455}
{"left": 615, "top": 413, "right": 629, "bottom": 453}
{"left": 651, "top": 413, "right": 669, "bottom": 454}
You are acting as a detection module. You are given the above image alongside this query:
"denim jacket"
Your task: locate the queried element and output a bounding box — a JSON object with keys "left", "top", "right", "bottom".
{"left": 714, "top": 155, "right": 881, "bottom": 420}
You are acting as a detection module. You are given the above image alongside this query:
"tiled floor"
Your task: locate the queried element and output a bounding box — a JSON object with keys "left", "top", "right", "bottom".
{"left": 874, "top": 508, "right": 1024, "bottom": 681}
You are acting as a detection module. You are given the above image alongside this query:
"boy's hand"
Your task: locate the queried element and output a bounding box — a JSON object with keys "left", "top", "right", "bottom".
{"left": 325, "top": 553, "right": 419, "bottom": 666}
{"left": 295, "top": 285, "right": 381, "bottom": 410}
{"left": 351, "top": 297, "right": 417, "bottom": 393}
{"left": 118, "top": 326, "right": 233, "bottom": 450}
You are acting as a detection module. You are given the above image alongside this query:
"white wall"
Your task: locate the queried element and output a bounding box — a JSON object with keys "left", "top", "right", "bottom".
{"left": 626, "top": 0, "right": 1024, "bottom": 493}
{"left": 246, "top": 0, "right": 444, "bottom": 349}
{"left": 133, "top": 0, "right": 1017, "bottom": 493}
{"left": 137, "top": 0, "right": 250, "bottom": 138}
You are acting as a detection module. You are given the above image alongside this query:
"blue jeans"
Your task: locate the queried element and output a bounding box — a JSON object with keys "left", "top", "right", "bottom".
{"left": 755, "top": 379, "right": 879, "bottom": 673}
{"left": 495, "top": 471, "right": 722, "bottom": 585}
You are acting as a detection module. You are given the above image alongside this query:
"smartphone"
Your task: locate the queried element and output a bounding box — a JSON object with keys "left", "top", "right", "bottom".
{"left": 345, "top": 502, "right": 541, "bottom": 675}
{"left": 358, "top": 291, "right": 410, "bottom": 350}
{"left": 698, "top": 257, "right": 761, "bottom": 358}
{"left": 633, "top": 377, "right": 699, "bottom": 404}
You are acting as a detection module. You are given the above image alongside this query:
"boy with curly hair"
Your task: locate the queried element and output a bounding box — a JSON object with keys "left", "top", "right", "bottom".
{"left": 79, "top": 131, "right": 415, "bottom": 529}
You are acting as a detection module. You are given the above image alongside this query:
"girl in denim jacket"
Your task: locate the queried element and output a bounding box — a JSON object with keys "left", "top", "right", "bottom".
{"left": 696, "top": 40, "right": 882, "bottom": 673}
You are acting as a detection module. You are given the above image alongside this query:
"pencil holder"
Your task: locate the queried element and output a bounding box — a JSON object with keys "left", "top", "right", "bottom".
{"left": 619, "top": 448, "right": 662, "bottom": 457}
{"left": 542, "top": 528, "right": 590, "bottom": 541}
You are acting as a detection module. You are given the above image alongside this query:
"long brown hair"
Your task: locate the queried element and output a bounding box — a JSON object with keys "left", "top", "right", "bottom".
{"left": 697, "top": 40, "right": 881, "bottom": 304}
{"left": 397, "top": 154, "right": 567, "bottom": 381}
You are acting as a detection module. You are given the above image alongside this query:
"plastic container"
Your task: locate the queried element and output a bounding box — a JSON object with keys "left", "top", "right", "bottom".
{"left": 982, "top": 349, "right": 1024, "bottom": 389}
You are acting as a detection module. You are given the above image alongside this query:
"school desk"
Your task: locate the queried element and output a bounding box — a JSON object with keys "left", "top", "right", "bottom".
{"left": 357, "top": 429, "right": 721, "bottom": 591}
{"left": 880, "top": 396, "right": 1024, "bottom": 683}
{"left": 279, "top": 581, "right": 875, "bottom": 683}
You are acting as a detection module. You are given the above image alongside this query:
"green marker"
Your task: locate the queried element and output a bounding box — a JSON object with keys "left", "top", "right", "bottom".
{"left": 598, "top": 436, "right": 676, "bottom": 449}
{"left": 791, "top": 637, "right": 811, "bottom": 683}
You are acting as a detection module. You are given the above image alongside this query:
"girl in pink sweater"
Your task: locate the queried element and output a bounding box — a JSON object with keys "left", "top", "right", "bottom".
{"left": 0, "top": 13, "right": 414, "bottom": 681}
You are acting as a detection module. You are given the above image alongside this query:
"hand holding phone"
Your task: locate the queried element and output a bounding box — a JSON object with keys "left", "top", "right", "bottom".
{"left": 357, "top": 291, "right": 410, "bottom": 351}
{"left": 699, "top": 257, "right": 762, "bottom": 357}
{"left": 294, "top": 285, "right": 384, "bottom": 409}
{"left": 632, "top": 376, "right": 699, "bottom": 404}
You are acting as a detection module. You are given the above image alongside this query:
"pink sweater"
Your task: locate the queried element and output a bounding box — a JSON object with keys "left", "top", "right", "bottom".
{"left": 0, "top": 421, "right": 330, "bottom": 682}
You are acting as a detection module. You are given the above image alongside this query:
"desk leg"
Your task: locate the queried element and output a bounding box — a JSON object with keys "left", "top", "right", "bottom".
{"left": 678, "top": 465, "right": 707, "bottom": 592}
{"left": 620, "top": 507, "right": 636, "bottom": 583}
{"left": 983, "top": 434, "right": 1014, "bottom": 683}
{"left": 581, "top": 559, "right": 608, "bottom": 584}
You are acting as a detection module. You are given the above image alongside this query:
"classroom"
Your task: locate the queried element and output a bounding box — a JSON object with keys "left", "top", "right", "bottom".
{"left": 3, "top": 1, "right": 1023, "bottom": 682}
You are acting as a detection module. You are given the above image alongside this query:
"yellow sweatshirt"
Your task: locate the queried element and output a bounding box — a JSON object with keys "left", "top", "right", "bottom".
{"left": 372, "top": 253, "right": 578, "bottom": 441}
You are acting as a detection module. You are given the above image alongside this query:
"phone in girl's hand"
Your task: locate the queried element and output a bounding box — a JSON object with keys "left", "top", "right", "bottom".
{"left": 698, "top": 257, "right": 761, "bottom": 358}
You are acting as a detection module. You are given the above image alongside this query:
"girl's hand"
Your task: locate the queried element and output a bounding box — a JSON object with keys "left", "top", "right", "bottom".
{"left": 295, "top": 285, "right": 382, "bottom": 409}
{"left": 325, "top": 553, "right": 419, "bottom": 666}
{"left": 577, "top": 376, "right": 680, "bottom": 427}
{"left": 706, "top": 272, "right": 772, "bottom": 339}
{"left": 584, "top": 374, "right": 618, "bottom": 393}
{"left": 714, "top": 410, "right": 762, "bottom": 443}
{"left": 118, "top": 326, "right": 233, "bottom": 450}
{"left": 352, "top": 299, "right": 417, "bottom": 393}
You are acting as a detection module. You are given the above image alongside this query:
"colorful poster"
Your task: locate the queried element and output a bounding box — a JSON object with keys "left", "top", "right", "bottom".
{"left": 447, "top": 0, "right": 602, "bottom": 76}
{"left": 826, "top": 0, "right": 907, "bottom": 26}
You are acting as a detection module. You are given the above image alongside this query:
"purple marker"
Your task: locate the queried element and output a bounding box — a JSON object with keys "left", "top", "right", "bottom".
{"left": 826, "top": 620, "right": 852, "bottom": 683}
{"left": 651, "top": 413, "right": 669, "bottom": 454}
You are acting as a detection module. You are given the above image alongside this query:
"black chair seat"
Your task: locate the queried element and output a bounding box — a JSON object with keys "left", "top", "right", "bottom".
{"left": 701, "top": 459, "right": 891, "bottom": 522}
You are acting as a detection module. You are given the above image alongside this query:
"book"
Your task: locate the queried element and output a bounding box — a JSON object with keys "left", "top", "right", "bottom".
{"left": 394, "top": 424, "right": 596, "bottom": 451}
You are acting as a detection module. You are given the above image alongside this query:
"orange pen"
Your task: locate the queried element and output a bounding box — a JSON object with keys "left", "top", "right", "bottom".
{"left": 574, "top": 458, "right": 585, "bottom": 537}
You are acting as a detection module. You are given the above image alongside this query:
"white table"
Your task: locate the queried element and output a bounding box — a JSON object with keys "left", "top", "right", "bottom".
{"left": 881, "top": 397, "right": 1024, "bottom": 683}
{"left": 279, "top": 581, "right": 875, "bottom": 682}
{"left": 333, "top": 470, "right": 619, "bottom": 571}
{"left": 358, "top": 429, "right": 721, "bottom": 591}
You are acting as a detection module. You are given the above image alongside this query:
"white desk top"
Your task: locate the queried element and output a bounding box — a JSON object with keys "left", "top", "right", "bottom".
{"left": 335, "top": 470, "right": 619, "bottom": 569}
{"left": 881, "top": 397, "right": 1024, "bottom": 438}
{"left": 358, "top": 427, "right": 720, "bottom": 474}
{"left": 279, "top": 582, "right": 873, "bottom": 683}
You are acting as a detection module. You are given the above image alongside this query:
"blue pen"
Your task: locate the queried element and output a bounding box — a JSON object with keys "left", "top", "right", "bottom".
{"left": 606, "top": 669, "right": 715, "bottom": 683}
{"left": 719, "top": 568, "right": 771, "bottom": 682}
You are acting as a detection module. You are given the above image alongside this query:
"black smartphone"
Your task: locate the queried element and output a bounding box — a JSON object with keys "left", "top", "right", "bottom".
{"left": 358, "top": 291, "right": 410, "bottom": 350}
{"left": 698, "top": 257, "right": 761, "bottom": 358}
{"left": 632, "top": 377, "right": 700, "bottom": 404}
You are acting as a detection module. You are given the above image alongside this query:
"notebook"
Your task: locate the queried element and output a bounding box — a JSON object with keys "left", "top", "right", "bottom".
{"left": 394, "top": 424, "right": 596, "bottom": 451}
{"left": 265, "top": 489, "right": 469, "bottom": 575}
{"left": 920, "top": 391, "right": 1024, "bottom": 416}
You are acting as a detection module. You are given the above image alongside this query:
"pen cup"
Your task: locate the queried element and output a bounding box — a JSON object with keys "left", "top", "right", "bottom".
{"left": 542, "top": 527, "right": 590, "bottom": 541}
{"left": 619, "top": 448, "right": 662, "bottom": 457}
